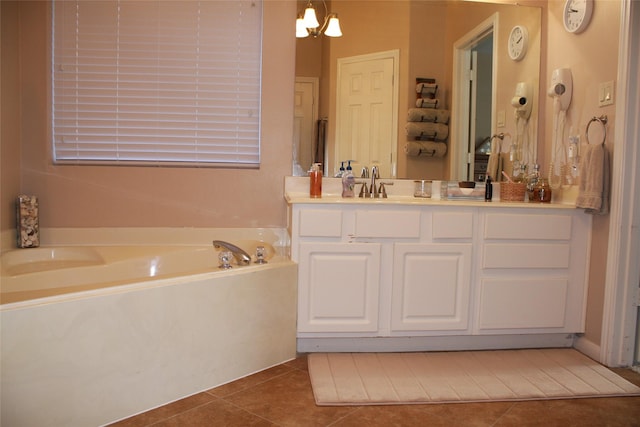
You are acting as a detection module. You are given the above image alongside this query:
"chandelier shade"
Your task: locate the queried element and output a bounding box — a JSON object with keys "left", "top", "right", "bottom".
{"left": 296, "top": 1, "right": 342, "bottom": 38}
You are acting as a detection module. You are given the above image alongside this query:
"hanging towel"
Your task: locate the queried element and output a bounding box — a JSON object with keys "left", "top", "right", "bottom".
{"left": 415, "top": 82, "right": 438, "bottom": 97}
{"left": 576, "top": 143, "right": 609, "bottom": 215}
{"left": 415, "top": 98, "right": 439, "bottom": 109}
{"left": 486, "top": 138, "right": 503, "bottom": 181}
{"left": 407, "top": 108, "right": 450, "bottom": 124}
{"left": 406, "top": 122, "right": 449, "bottom": 141}
{"left": 404, "top": 141, "right": 447, "bottom": 158}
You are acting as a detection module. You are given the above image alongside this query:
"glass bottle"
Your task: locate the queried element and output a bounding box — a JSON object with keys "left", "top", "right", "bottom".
{"left": 526, "top": 164, "right": 540, "bottom": 202}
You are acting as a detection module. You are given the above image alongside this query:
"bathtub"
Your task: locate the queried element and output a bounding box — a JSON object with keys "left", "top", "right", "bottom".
{"left": 0, "top": 228, "right": 298, "bottom": 427}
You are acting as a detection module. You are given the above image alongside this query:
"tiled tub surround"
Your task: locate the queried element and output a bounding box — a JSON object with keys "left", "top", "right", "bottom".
{"left": 0, "top": 228, "right": 297, "bottom": 427}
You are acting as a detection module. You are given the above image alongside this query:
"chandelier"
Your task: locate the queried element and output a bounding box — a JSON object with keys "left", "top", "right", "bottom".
{"left": 296, "top": 0, "right": 342, "bottom": 38}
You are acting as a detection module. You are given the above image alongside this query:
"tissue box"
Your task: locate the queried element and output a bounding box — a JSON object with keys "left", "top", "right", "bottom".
{"left": 446, "top": 182, "right": 486, "bottom": 200}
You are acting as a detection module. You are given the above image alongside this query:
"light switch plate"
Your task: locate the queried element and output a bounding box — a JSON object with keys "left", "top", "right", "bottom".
{"left": 599, "top": 81, "right": 614, "bottom": 107}
{"left": 497, "top": 110, "right": 506, "bottom": 127}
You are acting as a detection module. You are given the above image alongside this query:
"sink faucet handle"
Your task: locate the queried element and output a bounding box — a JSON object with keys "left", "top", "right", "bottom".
{"left": 357, "top": 181, "right": 368, "bottom": 197}
{"left": 378, "top": 181, "right": 394, "bottom": 198}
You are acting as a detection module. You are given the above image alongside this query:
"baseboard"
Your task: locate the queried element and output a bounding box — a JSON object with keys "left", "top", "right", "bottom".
{"left": 573, "top": 335, "right": 602, "bottom": 363}
{"left": 297, "top": 334, "right": 576, "bottom": 353}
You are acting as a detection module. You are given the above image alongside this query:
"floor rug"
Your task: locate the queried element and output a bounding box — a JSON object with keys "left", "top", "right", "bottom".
{"left": 308, "top": 349, "right": 640, "bottom": 405}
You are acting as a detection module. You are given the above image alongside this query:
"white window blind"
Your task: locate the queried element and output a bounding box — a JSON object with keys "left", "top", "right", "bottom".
{"left": 52, "top": 0, "right": 262, "bottom": 167}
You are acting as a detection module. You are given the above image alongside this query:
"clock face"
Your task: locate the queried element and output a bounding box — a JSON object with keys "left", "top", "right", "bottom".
{"left": 563, "top": 0, "right": 594, "bottom": 34}
{"left": 508, "top": 25, "right": 528, "bottom": 61}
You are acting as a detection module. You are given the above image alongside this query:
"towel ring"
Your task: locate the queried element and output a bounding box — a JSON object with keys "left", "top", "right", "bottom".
{"left": 586, "top": 115, "right": 607, "bottom": 146}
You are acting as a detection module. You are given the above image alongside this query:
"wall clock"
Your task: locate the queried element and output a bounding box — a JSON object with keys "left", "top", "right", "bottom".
{"left": 563, "top": 0, "right": 594, "bottom": 34}
{"left": 508, "top": 25, "right": 528, "bottom": 61}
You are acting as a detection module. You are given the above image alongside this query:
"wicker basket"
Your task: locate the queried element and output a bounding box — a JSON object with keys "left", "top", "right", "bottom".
{"left": 500, "top": 182, "right": 526, "bottom": 202}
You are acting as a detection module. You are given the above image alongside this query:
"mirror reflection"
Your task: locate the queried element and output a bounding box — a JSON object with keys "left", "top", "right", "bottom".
{"left": 293, "top": 0, "right": 541, "bottom": 182}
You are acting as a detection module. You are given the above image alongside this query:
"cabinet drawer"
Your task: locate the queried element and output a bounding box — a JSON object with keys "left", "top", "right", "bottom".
{"left": 355, "top": 210, "right": 421, "bottom": 238}
{"left": 432, "top": 211, "right": 473, "bottom": 239}
{"left": 484, "top": 214, "right": 572, "bottom": 240}
{"left": 483, "top": 243, "right": 570, "bottom": 269}
{"left": 299, "top": 209, "right": 343, "bottom": 237}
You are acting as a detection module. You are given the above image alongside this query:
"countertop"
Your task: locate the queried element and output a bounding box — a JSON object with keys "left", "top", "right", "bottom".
{"left": 284, "top": 177, "right": 580, "bottom": 210}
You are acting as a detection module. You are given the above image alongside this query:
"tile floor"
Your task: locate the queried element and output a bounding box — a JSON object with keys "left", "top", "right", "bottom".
{"left": 110, "top": 354, "right": 640, "bottom": 427}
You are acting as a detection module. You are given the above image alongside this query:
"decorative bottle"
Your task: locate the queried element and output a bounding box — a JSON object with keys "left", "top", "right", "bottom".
{"left": 485, "top": 176, "right": 492, "bottom": 202}
{"left": 534, "top": 178, "right": 552, "bottom": 203}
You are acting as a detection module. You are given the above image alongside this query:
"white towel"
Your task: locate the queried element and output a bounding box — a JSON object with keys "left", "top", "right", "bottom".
{"left": 486, "top": 138, "right": 503, "bottom": 181}
{"left": 576, "top": 143, "right": 609, "bottom": 214}
{"left": 404, "top": 141, "right": 447, "bottom": 158}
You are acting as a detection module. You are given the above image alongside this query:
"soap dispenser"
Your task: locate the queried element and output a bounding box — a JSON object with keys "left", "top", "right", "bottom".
{"left": 335, "top": 161, "right": 345, "bottom": 178}
{"left": 342, "top": 161, "right": 356, "bottom": 197}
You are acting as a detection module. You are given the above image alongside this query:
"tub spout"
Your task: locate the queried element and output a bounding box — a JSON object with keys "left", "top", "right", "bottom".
{"left": 212, "top": 240, "right": 251, "bottom": 266}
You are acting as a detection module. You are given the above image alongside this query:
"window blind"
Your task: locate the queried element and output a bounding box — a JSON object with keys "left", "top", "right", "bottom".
{"left": 52, "top": 0, "right": 262, "bottom": 167}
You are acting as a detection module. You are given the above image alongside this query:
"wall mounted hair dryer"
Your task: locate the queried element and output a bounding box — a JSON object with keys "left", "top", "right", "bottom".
{"left": 548, "top": 68, "right": 572, "bottom": 111}
{"left": 511, "top": 82, "right": 533, "bottom": 120}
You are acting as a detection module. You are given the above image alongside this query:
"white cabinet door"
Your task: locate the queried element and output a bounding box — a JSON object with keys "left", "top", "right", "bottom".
{"left": 298, "top": 242, "right": 381, "bottom": 333}
{"left": 391, "top": 243, "right": 472, "bottom": 332}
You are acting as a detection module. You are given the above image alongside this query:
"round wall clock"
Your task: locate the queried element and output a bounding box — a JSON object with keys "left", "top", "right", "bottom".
{"left": 563, "top": 0, "right": 594, "bottom": 34}
{"left": 508, "top": 25, "right": 528, "bottom": 61}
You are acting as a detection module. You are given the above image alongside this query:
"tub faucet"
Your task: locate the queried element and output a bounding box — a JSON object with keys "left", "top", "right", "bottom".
{"left": 212, "top": 240, "right": 251, "bottom": 266}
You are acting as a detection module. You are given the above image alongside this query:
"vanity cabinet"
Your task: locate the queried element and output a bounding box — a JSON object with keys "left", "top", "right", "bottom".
{"left": 287, "top": 198, "right": 591, "bottom": 352}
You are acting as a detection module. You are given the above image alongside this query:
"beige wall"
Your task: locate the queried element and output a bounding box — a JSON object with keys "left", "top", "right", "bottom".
{"left": 1, "top": 1, "right": 295, "bottom": 231}
{"left": 1, "top": 2, "right": 22, "bottom": 232}
{"left": 544, "top": 0, "right": 621, "bottom": 347}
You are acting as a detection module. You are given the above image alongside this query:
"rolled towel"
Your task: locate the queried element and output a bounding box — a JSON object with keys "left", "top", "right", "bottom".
{"left": 405, "top": 122, "right": 449, "bottom": 141}
{"left": 415, "top": 98, "right": 439, "bottom": 108}
{"left": 415, "top": 82, "right": 437, "bottom": 97}
{"left": 576, "top": 143, "right": 609, "bottom": 214}
{"left": 404, "top": 141, "right": 447, "bottom": 158}
{"left": 407, "top": 108, "right": 450, "bottom": 124}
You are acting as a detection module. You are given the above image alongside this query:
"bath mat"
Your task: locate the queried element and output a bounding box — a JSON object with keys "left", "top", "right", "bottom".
{"left": 308, "top": 349, "right": 640, "bottom": 406}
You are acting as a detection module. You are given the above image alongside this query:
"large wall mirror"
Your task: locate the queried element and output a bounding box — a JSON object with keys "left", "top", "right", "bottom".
{"left": 293, "top": 0, "right": 542, "bottom": 182}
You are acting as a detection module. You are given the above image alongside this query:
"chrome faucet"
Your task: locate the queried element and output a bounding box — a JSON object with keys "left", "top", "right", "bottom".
{"left": 369, "top": 165, "right": 380, "bottom": 198}
{"left": 212, "top": 240, "right": 251, "bottom": 265}
{"left": 361, "top": 166, "right": 369, "bottom": 178}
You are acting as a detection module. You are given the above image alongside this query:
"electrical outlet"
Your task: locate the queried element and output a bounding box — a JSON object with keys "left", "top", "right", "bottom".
{"left": 599, "top": 81, "right": 614, "bottom": 107}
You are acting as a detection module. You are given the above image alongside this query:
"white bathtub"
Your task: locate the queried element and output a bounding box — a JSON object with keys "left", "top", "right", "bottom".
{"left": 0, "top": 228, "right": 297, "bottom": 427}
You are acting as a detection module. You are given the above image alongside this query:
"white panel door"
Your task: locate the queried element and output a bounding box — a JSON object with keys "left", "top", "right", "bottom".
{"left": 391, "top": 243, "right": 472, "bottom": 332}
{"left": 336, "top": 51, "right": 397, "bottom": 179}
{"left": 298, "top": 242, "right": 381, "bottom": 333}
